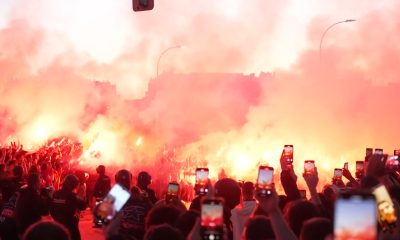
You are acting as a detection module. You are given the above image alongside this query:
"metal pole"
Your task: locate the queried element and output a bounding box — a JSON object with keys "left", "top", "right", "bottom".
{"left": 319, "top": 19, "right": 356, "bottom": 61}
{"left": 157, "top": 45, "right": 182, "bottom": 77}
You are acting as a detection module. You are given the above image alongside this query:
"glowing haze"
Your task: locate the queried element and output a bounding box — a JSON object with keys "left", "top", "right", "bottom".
{"left": 1, "top": 0, "right": 400, "bottom": 189}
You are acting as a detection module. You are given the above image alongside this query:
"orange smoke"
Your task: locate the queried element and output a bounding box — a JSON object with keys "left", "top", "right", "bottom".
{"left": 1, "top": 1, "right": 400, "bottom": 191}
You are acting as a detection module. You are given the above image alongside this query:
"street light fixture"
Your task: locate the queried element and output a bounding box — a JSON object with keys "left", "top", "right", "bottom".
{"left": 319, "top": 19, "right": 356, "bottom": 61}
{"left": 156, "top": 45, "right": 183, "bottom": 77}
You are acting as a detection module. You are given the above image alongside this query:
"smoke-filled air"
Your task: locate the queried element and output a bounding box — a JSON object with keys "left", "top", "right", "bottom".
{"left": 1, "top": 0, "right": 400, "bottom": 189}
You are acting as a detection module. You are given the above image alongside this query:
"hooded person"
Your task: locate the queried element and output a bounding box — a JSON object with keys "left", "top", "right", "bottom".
{"left": 230, "top": 181, "right": 257, "bottom": 240}
{"left": 50, "top": 175, "right": 86, "bottom": 240}
{"left": 214, "top": 178, "right": 241, "bottom": 240}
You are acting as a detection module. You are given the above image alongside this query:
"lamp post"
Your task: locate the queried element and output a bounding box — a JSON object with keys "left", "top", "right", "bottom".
{"left": 156, "top": 45, "right": 183, "bottom": 77}
{"left": 319, "top": 19, "right": 356, "bottom": 60}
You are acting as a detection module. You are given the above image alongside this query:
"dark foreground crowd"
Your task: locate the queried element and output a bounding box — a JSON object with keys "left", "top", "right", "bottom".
{"left": 1, "top": 142, "right": 400, "bottom": 240}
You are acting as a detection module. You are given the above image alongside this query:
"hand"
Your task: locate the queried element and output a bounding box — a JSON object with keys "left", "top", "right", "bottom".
{"left": 303, "top": 167, "right": 319, "bottom": 190}
{"left": 255, "top": 188, "right": 279, "bottom": 213}
{"left": 342, "top": 168, "right": 354, "bottom": 181}
{"left": 366, "top": 154, "right": 386, "bottom": 178}
{"left": 280, "top": 150, "right": 288, "bottom": 171}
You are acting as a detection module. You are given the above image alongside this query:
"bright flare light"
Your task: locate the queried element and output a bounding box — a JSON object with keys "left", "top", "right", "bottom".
{"left": 136, "top": 136, "right": 143, "bottom": 146}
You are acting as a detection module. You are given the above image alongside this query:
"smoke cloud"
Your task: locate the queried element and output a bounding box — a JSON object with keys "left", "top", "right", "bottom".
{"left": 0, "top": 0, "right": 400, "bottom": 189}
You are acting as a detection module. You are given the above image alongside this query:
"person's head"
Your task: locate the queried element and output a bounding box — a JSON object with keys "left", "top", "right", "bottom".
{"left": 284, "top": 200, "right": 320, "bottom": 237}
{"left": 214, "top": 178, "right": 241, "bottom": 210}
{"left": 13, "top": 165, "right": 24, "bottom": 179}
{"left": 138, "top": 171, "right": 152, "bottom": 188}
{"left": 62, "top": 174, "right": 80, "bottom": 192}
{"left": 29, "top": 165, "right": 39, "bottom": 174}
{"left": 244, "top": 215, "right": 275, "bottom": 240}
{"left": 175, "top": 209, "right": 200, "bottom": 238}
{"left": 22, "top": 221, "right": 71, "bottom": 240}
{"left": 144, "top": 224, "right": 184, "bottom": 240}
{"left": 145, "top": 205, "right": 182, "bottom": 230}
{"left": 27, "top": 173, "right": 41, "bottom": 190}
{"left": 96, "top": 165, "right": 106, "bottom": 175}
{"left": 242, "top": 181, "right": 255, "bottom": 201}
{"left": 115, "top": 169, "right": 132, "bottom": 190}
{"left": 300, "top": 217, "right": 333, "bottom": 240}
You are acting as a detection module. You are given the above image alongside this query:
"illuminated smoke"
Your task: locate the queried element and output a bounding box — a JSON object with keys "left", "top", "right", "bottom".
{"left": 1, "top": 1, "right": 400, "bottom": 191}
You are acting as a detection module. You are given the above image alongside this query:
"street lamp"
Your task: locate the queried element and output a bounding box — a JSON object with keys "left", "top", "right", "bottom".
{"left": 156, "top": 45, "right": 183, "bottom": 77}
{"left": 319, "top": 19, "right": 356, "bottom": 60}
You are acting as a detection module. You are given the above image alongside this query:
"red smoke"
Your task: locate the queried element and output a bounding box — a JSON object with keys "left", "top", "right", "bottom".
{"left": 1, "top": 1, "right": 400, "bottom": 190}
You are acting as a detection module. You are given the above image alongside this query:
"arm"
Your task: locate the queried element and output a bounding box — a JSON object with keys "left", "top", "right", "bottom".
{"left": 280, "top": 151, "right": 301, "bottom": 201}
{"left": 303, "top": 168, "right": 325, "bottom": 215}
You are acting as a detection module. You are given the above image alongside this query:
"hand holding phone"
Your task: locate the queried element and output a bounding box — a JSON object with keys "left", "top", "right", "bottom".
{"left": 334, "top": 193, "right": 377, "bottom": 240}
{"left": 195, "top": 168, "right": 209, "bottom": 196}
{"left": 201, "top": 197, "right": 224, "bottom": 240}
{"left": 375, "top": 148, "right": 383, "bottom": 155}
{"left": 256, "top": 166, "right": 274, "bottom": 198}
{"left": 355, "top": 161, "right": 364, "bottom": 179}
{"left": 93, "top": 184, "right": 131, "bottom": 222}
{"left": 304, "top": 160, "right": 315, "bottom": 176}
{"left": 166, "top": 182, "right": 179, "bottom": 203}
{"left": 283, "top": 145, "right": 293, "bottom": 168}
{"left": 385, "top": 155, "right": 399, "bottom": 171}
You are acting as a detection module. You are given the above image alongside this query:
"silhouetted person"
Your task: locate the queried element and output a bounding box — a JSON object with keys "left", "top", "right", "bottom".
{"left": 50, "top": 175, "right": 86, "bottom": 240}
{"left": 93, "top": 165, "right": 111, "bottom": 199}
{"left": 137, "top": 171, "right": 158, "bottom": 204}
{"left": 0, "top": 165, "right": 25, "bottom": 203}
{"left": 15, "top": 173, "right": 50, "bottom": 234}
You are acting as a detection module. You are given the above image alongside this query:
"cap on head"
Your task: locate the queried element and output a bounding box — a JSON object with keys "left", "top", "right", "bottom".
{"left": 115, "top": 169, "right": 132, "bottom": 189}
{"left": 62, "top": 174, "right": 80, "bottom": 191}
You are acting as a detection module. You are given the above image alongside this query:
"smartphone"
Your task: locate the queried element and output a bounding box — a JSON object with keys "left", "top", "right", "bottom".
{"left": 394, "top": 149, "right": 400, "bottom": 156}
{"left": 366, "top": 148, "right": 373, "bottom": 157}
{"left": 372, "top": 184, "right": 397, "bottom": 231}
{"left": 93, "top": 184, "right": 131, "bottom": 221}
{"left": 375, "top": 148, "right": 383, "bottom": 155}
{"left": 299, "top": 189, "right": 307, "bottom": 199}
{"left": 283, "top": 145, "right": 294, "bottom": 167}
{"left": 166, "top": 182, "right": 179, "bottom": 203}
{"left": 201, "top": 198, "right": 224, "bottom": 240}
{"left": 304, "top": 160, "right": 315, "bottom": 176}
{"left": 195, "top": 168, "right": 209, "bottom": 195}
{"left": 355, "top": 161, "right": 364, "bottom": 179}
{"left": 385, "top": 155, "right": 400, "bottom": 171}
{"left": 256, "top": 166, "right": 274, "bottom": 197}
{"left": 344, "top": 162, "right": 348, "bottom": 170}
{"left": 334, "top": 193, "right": 377, "bottom": 240}
{"left": 334, "top": 168, "right": 343, "bottom": 181}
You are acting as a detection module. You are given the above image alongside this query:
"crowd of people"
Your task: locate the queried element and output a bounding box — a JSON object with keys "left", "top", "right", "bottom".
{"left": 1, "top": 140, "right": 400, "bottom": 240}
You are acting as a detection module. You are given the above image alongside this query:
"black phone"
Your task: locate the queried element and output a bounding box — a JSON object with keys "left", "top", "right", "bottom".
{"left": 334, "top": 193, "right": 377, "bottom": 240}
{"left": 93, "top": 184, "right": 131, "bottom": 222}
{"left": 201, "top": 198, "right": 224, "bottom": 240}
{"left": 375, "top": 148, "right": 383, "bottom": 155}
{"left": 256, "top": 166, "right": 274, "bottom": 197}
{"left": 355, "top": 161, "right": 364, "bottom": 179}
{"left": 385, "top": 155, "right": 399, "bottom": 171}
{"left": 166, "top": 182, "right": 179, "bottom": 203}
{"left": 195, "top": 168, "right": 209, "bottom": 195}
{"left": 394, "top": 149, "right": 400, "bottom": 156}
{"left": 283, "top": 145, "right": 294, "bottom": 167}
{"left": 333, "top": 168, "right": 343, "bottom": 181}
{"left": 344, "top": 162, "right": 348, "bottom": 170}
{"left": 304, "top": 160, "right": 315, "bottom": 176}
